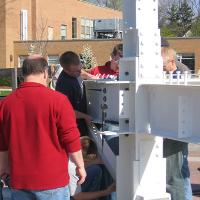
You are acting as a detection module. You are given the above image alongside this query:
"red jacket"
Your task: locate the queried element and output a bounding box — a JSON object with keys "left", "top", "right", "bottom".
{"left": 0, "top": 82, "right": 81, "bottom": 190}
{"left": 90, "top": 61, "right": 118, "bottom": 78}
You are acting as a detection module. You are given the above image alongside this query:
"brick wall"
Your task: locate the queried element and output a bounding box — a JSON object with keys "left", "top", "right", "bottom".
{"left": 0, "top": 0, "right": 122, "bottom": 68}
{"left": 36, "top": 0, "right": 122, "bottom": 40}
{"left": 0, "top": 0, "right": 33, "bottom": 68}
{"left": 14, "top": 39, "right": 122, "bottom": 67}
{"left": 167, "top": 38, "right": 200, "bottom": 73}
{"left": 13, "top": 38, "right": 200, "bottom": 72}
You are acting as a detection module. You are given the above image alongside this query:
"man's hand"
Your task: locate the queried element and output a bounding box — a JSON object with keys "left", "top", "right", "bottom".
{"left": 69, "top": 150, "right": 86, "bottom": 185}
{"left": 105, "top": 183, "right": 116, "bottom": 194}
{"left": 76, "top": 166, "right": 87, "bottom": 185}
{"left": 90, "top": 75, "right": 100, "bottom": 80}
{"left": 81, "top": 69, "right": 98, "bottom": 80}
{"left": 84, "top": 114, "right": 92, "bottom": 125}
{"left": 75, "top": 111, "right": 92, "bottom": 125}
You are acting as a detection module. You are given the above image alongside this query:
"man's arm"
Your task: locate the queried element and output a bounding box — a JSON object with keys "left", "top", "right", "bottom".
{"left": 56, "top": 81, "right": 92, "bottom": 125}
{"left": 57, "top": 97, "right": 86, "bottom": 185}
{"left": 69, "top": 150, "right": 86, "bottom": 185}
{"left": 81, "top": 69, "right": 97, "bottom": 80}
{"left": 175, "top": 60, "right": 191, "bottom": 73}
{"left": 75, "top": 111, "right": 92, "bottom": 125}
{"left": 57, "top": 97, "right": 82, "bottom": 152}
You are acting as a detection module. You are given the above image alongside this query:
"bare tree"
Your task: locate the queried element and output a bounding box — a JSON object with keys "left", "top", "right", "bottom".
{"left": 84, "top": 0, "right": 122, "bottom": 10}
{"left": 35, "top": 16, "right": 49, "bottom": 56}
{"left": 25, "top": 16, "right": 49, "bottom": 57}
{"left": 159, "top": 0, "right": 200, "bottom": 36}
{"left": 96, "top": 0, "right": 103, "bottom": 5}
{"left": 158, "top": 0, "right": 194, "bottom": 25}
{"left": 105, "top": 0, "right": 122, "bottom": 10}
{"left": 189, "top": 0, "right": 200, "bottom": 15}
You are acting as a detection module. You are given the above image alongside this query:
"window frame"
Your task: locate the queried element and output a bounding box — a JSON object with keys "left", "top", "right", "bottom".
{"left": 60, "top": 24, "right": 67, "bottom": 40}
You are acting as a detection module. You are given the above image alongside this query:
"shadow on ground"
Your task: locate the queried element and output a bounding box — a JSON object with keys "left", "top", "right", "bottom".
{"left": 192, "top": 184, "right": 200, "bottom": 197}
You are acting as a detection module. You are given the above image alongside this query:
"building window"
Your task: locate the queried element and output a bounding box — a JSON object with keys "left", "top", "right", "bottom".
{"left": 18, "top": 55, "right": 27, "bottom": 67}
{"left": 48, "top": 55, "right": 59, "bottom": 65}
{"left": 20, "top": 10, "right": 28, "bottom": 40}
{"left": 72, "top": 18, "right": 77, "bottom": 39}
{"left": 177, "top": 53, "right": 195, "bottom": 72}
{"left": 60, "top": 25, "right": 67, "bottom": 40}
{"left": 48, "top": 26, "right": 54, "bottom": 40}
{"left": 81, "top": 18, "right": 94, "bottom": 39}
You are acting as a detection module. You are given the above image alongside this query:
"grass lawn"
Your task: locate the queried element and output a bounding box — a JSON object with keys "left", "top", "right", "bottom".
{"left": 0, "top": 90, "right": 12, "bottom": 97}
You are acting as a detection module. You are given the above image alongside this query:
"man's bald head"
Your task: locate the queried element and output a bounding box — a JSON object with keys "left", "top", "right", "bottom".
{"left": 161, "top": 47, "right": 177, "bottom": 72}
{"left": 22, "top": 55, "right": 48, "bottom": 77}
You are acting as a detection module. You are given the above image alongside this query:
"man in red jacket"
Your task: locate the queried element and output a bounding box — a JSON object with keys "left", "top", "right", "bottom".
{"left": 0, "top": 55, "right": 86, "bottom": 200}
{"left": 90, "top": 44, "right": 123, "bottom": 79}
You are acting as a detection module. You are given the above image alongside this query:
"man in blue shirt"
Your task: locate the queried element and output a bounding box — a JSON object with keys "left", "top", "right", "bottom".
{"left": 56, "top": 51, "right": 92, "bottom": 136}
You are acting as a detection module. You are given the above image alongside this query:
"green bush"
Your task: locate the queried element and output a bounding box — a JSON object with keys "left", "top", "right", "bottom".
{"left": 0, "top": 90, "right": 11, "bottom": 97}
{"left": 0, "top": 77, "right": 12, "bottom": 87}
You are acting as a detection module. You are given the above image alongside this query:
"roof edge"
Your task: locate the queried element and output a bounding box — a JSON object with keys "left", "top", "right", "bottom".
{"left": 77, "top": 0, "right": 121, "bottom": 12}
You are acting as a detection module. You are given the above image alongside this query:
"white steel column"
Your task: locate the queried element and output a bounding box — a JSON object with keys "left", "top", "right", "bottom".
{"left": 117, "top": 0, "right": 169, "bottom": 199}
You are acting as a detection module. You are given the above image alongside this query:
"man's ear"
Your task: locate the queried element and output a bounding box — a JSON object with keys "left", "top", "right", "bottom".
{"left": 44, "top": 69, "right": 48, "bottom": 79}
{"left": 171, "top": 60, "right": 176, "bottom": 71}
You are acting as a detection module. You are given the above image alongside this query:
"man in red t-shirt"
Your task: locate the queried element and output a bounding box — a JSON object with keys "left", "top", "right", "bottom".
{"left": 90, "top": 44, "right": 123, "bottom": 79}
{"left": 0, "top": 55, "right": 86, "bottom": 200}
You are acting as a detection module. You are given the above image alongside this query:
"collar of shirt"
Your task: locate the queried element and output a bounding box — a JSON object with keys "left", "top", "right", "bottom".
{"left": 19, "top": 82, "right": 46, "bottom": 88}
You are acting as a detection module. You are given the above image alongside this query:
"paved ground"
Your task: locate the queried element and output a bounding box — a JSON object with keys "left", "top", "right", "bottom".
{"left": 189, "top": 144, "right": 200, "bottom": 200}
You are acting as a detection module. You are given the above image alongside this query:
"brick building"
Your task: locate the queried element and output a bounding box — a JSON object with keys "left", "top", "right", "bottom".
{"left": 1, "top": 0, "right": 200, "bottom": 72}
{"left": 14, "top": 37, "right": 200, "bottom": 73}
{"left": 167, "top": 38, "right": 200, "bottom": 73}
{"left": 0, "top": 0, "right": 122, "bottom": 67}
{"left": 14, "top": 39, "right": 122, "bottom": 67}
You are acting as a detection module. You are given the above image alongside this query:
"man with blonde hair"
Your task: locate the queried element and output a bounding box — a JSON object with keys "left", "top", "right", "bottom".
{"left": 161, "top": 47, "right": 190, "bottom": 74}
{"left": 161, "top": 48, "right": 192, "bottom": 200}
{"left": 162, "top": 47, "right": 177, "bottom": 72}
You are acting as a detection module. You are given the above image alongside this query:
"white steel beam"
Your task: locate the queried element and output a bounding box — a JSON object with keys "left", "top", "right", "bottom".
{"left": 85, "top": 0, "right": 200, "bottom": 199}
{"left": 116, "top": 0, "right": 169, "bottom": 198}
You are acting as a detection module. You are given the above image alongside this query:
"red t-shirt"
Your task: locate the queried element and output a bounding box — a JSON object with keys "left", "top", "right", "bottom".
{"left": 0, "top": 82, "right": 81, "bottom": 190}
{"left": 90, "top": 61, "right": 118, "bottom": 78}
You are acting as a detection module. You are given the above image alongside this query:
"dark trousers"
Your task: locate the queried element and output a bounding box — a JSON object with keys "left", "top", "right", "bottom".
{"left": 77, "top": 119, "right": 89, "bottom": 136}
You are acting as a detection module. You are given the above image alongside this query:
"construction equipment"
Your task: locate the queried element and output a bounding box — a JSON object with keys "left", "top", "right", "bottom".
{"left": 93, "top": 19, "right": 123, "bottom": 39}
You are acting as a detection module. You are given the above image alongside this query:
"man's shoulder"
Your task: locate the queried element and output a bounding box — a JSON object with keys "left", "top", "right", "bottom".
{"left": 176, "top": 61, "right": 191, "bottom": 73}
{"left": 0, "top": 87, "right": 68, "bottom": 111}
{"left": 91, "top": 63, "right": 111, "bottom": 75}
{"left": 94, "top": 65, "right": 108, "bottom": 71}
{"left": 0, "top": 91, "right": 15, "bottom": 105}
{"left": 57, "top": 71, "right": 70, "bottom": 82}
{"left": 46, "top": 87, "right": 68, "bottom": 100}
{"left": 56, "top": 76, "right": 78, "bottom": 94}
{"left": 46, "top": 88, "right": 73, "bottom": 109}
{"left": 57, "top": 71, "right": 77, "bottom": 85}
